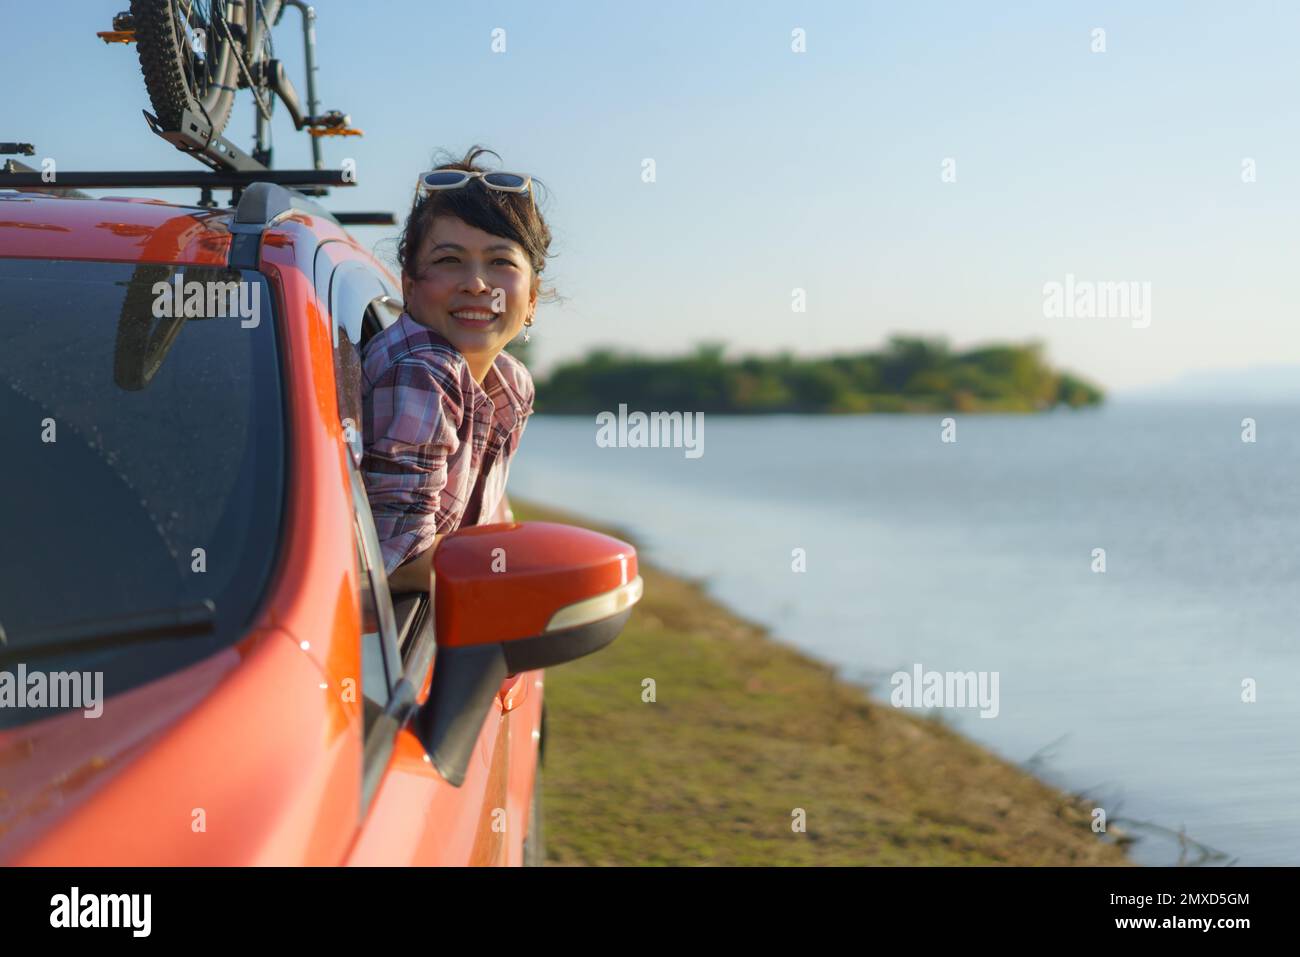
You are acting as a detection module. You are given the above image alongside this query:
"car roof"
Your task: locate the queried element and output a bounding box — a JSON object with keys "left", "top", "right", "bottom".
{"left": 0, "top": 190, "right": 237, "bottom": 265}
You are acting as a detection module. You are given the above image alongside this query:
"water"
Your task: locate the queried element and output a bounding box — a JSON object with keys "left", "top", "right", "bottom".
{"left": 509, "top": 401, "right": 1300, "bottom": 866}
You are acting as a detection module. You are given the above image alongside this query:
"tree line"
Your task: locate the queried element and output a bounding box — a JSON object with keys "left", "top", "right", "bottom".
{"left": 522, "top": 335, "right": 1104, "bottom": 414}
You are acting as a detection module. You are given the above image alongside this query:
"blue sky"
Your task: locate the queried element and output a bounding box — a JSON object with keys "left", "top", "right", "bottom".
{"left": 9, "top": 1, "right": 1300, "bottom": 391}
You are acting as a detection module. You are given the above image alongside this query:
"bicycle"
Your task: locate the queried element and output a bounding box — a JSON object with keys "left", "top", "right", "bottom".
{"left": 101, "top": 0, "right": 359, "bottom": 176}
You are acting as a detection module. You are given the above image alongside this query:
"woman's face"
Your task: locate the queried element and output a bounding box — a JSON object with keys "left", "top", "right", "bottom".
{"left": 401, "top": 215, "right": 535, "bottom": 378}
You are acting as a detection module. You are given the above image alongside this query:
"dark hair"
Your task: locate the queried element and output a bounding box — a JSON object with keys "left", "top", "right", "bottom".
{"left": 397, "top": 145, "right": 556, "bottom": 301}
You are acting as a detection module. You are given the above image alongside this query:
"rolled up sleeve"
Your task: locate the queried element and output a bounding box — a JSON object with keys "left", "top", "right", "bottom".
{"left": 361, "top": 359, "right": 462, "bottom": 576}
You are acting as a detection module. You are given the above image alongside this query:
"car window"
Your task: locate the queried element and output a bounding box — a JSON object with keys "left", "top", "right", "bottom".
{"left": 355, "top": 515, "right": 391, "bottom": 738}
{"left": 327, "top": 260, "right": 404, "bottom": 737}
{"left": 0, "top": 259, "right": 285, "bottom": 724}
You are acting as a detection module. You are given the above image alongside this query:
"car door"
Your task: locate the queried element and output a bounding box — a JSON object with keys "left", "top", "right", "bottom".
{"left": 314, "top": 244, "right": 515, "bottom": 864}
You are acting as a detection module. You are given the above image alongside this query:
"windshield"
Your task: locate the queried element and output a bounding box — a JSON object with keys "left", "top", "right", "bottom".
{"left": 0, "top": 259, "right": 286, "bottom": 725}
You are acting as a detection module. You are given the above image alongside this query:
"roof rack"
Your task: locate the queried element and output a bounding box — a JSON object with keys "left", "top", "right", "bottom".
{"left": 0, "top": 158, "right": 94, "bottom": 200}
{"left": 0, "top": 144, "right": 394, "bottom": 225}
{"left": 0, "top": 167, "right": 352, "bottom": 191}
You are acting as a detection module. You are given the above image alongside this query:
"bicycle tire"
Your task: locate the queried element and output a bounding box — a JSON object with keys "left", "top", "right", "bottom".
{"left": 131, "top": 0, "right": 242, "bottom": 139}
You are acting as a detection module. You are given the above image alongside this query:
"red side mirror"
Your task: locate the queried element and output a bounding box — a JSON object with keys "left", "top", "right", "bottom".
{"left": 417, "top": 521, "right": 642, "bottom": 787}
{"left": 434, "top": 521, "right": 640, "bottom": 650}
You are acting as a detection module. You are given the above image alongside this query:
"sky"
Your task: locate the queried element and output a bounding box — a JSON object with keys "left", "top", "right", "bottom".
{"left": 7, "top": 0, "right": 1300, "bottom": 392}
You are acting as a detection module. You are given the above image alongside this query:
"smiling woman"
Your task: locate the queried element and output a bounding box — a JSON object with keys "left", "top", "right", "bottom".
{"left": 360, "top": 146, "right": 556, "bottom": 594}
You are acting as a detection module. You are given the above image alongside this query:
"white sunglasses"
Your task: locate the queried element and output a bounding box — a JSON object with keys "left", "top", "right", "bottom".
{"left": 417, "top": 169, "right": 533, "bottom": 197}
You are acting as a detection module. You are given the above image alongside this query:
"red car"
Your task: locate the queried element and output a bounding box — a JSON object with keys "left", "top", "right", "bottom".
{"left": 0, "top": 183, "right": 641, "bottom": 865}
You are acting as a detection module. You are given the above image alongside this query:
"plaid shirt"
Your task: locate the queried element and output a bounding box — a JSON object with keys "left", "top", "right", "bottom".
{"left": 360, "top": 311, "right": 535, "bottom": 576}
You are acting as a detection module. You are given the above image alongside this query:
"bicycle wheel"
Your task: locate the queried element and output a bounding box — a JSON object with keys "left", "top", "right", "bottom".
{"left": 131, "top": 0, "right": 242, "bottom": 139}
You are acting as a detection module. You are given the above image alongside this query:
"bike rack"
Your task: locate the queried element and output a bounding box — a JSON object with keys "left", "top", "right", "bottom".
{"left": 259, "top": 0, "right": 325, "bottom": 172}
{"left": 143, "top": 108, "right": 267, "bottom": 175}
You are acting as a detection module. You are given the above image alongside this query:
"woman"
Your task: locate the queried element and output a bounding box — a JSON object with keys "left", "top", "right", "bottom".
{"left": 361, "top": 146, "right": 554, "bottom": 593}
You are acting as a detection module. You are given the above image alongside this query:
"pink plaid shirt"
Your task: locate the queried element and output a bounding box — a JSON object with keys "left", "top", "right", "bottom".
{"left": 360, "top": 311, "right": 535, "bottom": 576}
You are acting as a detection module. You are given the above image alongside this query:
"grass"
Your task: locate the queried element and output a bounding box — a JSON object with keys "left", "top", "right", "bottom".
{"left": 512, "top": 498, "right": 1133, "bottom": 866}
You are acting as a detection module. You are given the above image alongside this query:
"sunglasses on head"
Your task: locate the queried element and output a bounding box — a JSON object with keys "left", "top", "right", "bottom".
{"left": 416, "top": 169, "right": 534, "bottom": 198}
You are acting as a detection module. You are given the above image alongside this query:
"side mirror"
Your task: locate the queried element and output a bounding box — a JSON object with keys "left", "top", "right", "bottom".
{"left": 415, "top": 521, "right": 642, "bottom": 786}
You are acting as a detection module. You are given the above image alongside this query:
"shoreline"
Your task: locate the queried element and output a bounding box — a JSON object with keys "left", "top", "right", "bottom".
{"left": 512, "top": 496, "right": 1134, "bottom": 866}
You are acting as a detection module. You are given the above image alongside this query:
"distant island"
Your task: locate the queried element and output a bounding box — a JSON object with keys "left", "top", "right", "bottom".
{"left": 525, "top": 336, "right": 1104, "bottom": 414}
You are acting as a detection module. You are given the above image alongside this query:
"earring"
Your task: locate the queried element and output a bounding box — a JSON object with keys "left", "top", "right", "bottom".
{"left": 524, "top": 314, "right": 533, "bottom": 342}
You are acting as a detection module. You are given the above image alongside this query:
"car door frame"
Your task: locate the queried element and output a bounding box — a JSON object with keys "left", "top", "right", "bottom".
{"left": 315, "top": 241, "right": 517, "bottom": 863}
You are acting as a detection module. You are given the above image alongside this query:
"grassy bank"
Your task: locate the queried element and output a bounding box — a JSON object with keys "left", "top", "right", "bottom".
{"left": 512, "top": 498, "right": 1133, "bottom": 866}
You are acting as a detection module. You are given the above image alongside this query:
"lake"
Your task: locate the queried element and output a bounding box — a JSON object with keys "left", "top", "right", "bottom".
{"left": 509, "top": 401, "right": 1300, "bottom": 866}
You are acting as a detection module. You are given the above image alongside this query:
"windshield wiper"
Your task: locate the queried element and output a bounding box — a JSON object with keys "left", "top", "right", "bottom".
{"left": 0, "top": 599, "right": 216, "bottom": 664}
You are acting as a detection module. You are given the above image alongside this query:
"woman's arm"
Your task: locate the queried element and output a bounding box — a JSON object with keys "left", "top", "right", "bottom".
{"left": 386, "top": 533, "right": 444, "bottom": 594}
{"left": 363, "top": 356, "right": 464, "bottom": 591}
